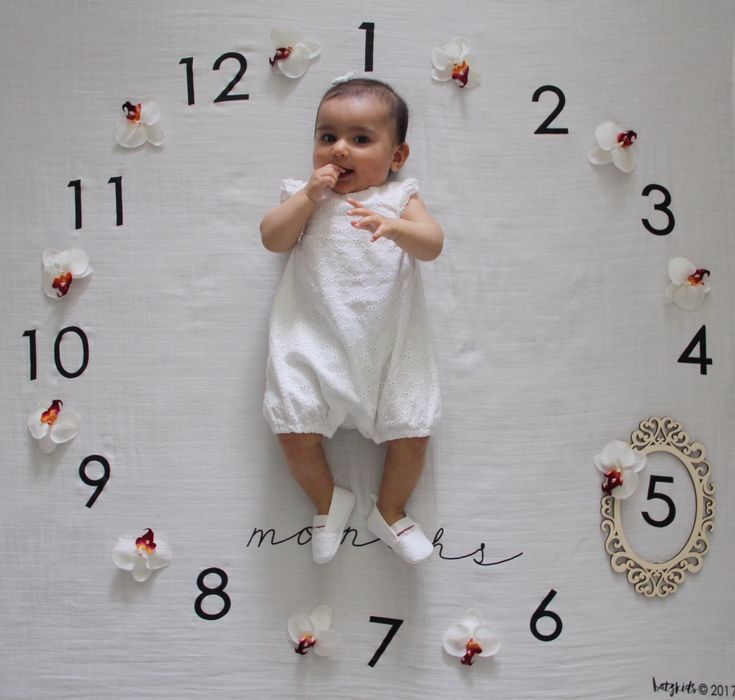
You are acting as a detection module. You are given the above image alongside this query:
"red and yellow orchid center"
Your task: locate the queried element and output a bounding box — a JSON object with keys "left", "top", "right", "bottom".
{"left": 452, "top": 60, "right": 470, "bottom": 88}
{"left": 122, "top": 101, "right": 142, "bottom": 123}
{"left": 461, "top": 638, "right": 483, "bottom": 666}
{"left": 135, "top": 529, "right": 157, "bottom": 555}
{"left": 269, "top": 46, "right": 292, "bottom": 66}
{"left": 40, "top": 400, "right": 63, "bottom": 426}
{"left": 295, "top": 634, "right": 317, "bottom": 655}
{"left": 687, "top": 268, "right": 710, "bottom": 286}
{"left": 52, "top": 271, "right": 73, "bottom": 297}
{"left": 616, "top": 130, "right": 637, "bottom": 148}
{"left": 602, "top": 468, "right": 624, "bottom": 495}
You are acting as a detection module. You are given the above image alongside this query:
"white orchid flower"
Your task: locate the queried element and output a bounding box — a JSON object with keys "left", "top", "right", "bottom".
{"left": 27, "top": 399, "right": 80, "bottom": 454}
{"left": 113, "top": 529, "right": 172, "bottom": 582}
{"left": 595, "top": 440, "right": 647, "bottom": 499}
{"left": 431, "top": 37, "right": 479, "bottom": 88}
{"left": 443, "top": 608, "right": 501, "bottom": 666}
{"left": 42, "top": 248, "right": 92, "bottom": 299}
{"left": 269, "top": 26, "right": 321, "bottom": 79}
{"left": 287, "top": 605, "right": 341, "bottom": 656}
{"left": 665, "top": 257, "right": 711, "bottom": 310}
{"left": 115, "top": 97, "right": 164, "bottom": 148}
{"left": 589, "top": 121, "right": 637, "bottom": 173}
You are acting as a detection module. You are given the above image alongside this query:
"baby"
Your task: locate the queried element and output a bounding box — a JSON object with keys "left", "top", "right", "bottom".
{"left": 260, "top": 78, "right": 443, "bottom": 564}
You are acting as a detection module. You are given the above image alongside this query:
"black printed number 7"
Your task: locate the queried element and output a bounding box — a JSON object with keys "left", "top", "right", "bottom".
{"left": 368, "top": 616, "right": 403, "bottom": 667}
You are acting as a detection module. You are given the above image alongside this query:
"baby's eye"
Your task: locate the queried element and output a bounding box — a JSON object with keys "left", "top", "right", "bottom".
{"left": 319, "top": 134, "right": 336, "bottom": 143}
{"left": 354, "top": 135, "right": 370, "bottom": 144}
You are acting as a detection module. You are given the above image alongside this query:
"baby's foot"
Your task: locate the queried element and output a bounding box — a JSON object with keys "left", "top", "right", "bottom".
{"left": 311, "top": 487, "right": 355, "bottom": 564}
{"left": 366, "top": 504, "right": 434, "bottom": 563}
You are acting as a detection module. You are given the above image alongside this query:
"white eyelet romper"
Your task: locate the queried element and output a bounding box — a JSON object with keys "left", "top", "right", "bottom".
{"left": 263, "top": 177, "right": 441, "bottom": 444}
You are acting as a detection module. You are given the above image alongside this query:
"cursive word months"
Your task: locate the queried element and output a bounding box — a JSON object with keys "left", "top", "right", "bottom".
{"left": 246, "top": 524, "right": 522, "bottom": 567}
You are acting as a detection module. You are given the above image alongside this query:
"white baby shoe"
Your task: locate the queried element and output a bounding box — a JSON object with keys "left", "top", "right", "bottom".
{"left": 366, "top": 504, "right": 434, "bottom": 563}
{"left": 311, "top": 486, "right": 356, "bottom": 564}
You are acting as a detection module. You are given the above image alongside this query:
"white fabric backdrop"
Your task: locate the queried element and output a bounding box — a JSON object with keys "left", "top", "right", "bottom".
{"left": 1, "top": 1, "right": 733, "bottom": 698}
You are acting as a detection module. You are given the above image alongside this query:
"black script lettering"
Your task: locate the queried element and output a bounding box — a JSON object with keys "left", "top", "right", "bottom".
{"left": 246, "top": 523, "right": 524, "bottom": 568}
{"left": 432, "top": 528, "right": 523, "bottom": 567}
{"left": 247, "top": 526, "right": 312, "bottom": 548}
{"left": 341, "top": 526, "right": 379, "bottom": 547}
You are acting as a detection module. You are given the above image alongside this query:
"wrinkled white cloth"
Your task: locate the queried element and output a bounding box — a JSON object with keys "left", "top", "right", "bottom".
{"left": 264, "top": 177, "right": 441, "bottom": 443}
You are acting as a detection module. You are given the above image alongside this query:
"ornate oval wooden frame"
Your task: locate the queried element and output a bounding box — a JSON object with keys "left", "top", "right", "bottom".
{"left": 600, "top": 417, "right": 716, "bottom": 598}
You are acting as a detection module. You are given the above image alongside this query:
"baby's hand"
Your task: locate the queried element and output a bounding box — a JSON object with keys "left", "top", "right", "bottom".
{"left": 346, "top": 199, "right": 400, "bottom": 243}
{"left": 304, "top": 164, "right": 345, "bottom": 203}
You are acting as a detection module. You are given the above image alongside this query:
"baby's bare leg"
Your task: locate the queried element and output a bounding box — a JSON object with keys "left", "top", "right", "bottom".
{"left": 277, "top": 433, "right": 334, "bottom": 514}
{"left": 377, "top": 436, "right": 430, "bottom": 526}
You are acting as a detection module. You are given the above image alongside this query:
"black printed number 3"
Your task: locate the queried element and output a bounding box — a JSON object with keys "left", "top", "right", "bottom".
{"left": 642, "top": 184, "right": 675, "bottom": 236}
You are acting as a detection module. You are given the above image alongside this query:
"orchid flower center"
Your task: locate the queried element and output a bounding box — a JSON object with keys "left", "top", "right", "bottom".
{"left": 452, "top": 60, "right": 470, "bottom": 88}
{"left": 687, "top": 268, "right": 710, "bottom": 286}
{"left": 616, "top": 130, "right": 637, "bottom": 148}
{"left": 269, "top": 46, "right": 292, "bottom": 66}
{"left": 135, "top": 529, "right": 157, "bottom": 556}
{"left": 295, "top": 635, "right": 317, "bottom": 655}
{"left": 123, "top": 101, "right": 142, "bottom": 123}
{"left": 461, "top": 638, "right": 483, "bottom": 665}
{"left": 41, "top": 400, "right": 63, "bottom": 425}
{"left": 52, "top": 271, "right": 73, "bottom": 297}
{"left": 602, "top": 468, "right": 624, "bottom": 495}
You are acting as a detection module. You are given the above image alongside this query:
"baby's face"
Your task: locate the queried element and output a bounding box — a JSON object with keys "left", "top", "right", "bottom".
{"left": 313, "top": 95, "right": 408, "bottom": 194}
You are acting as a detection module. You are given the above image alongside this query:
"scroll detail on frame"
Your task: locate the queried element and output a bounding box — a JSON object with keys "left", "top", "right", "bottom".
{"left": 600, "top": 417, "right": 715, "bottom": 598}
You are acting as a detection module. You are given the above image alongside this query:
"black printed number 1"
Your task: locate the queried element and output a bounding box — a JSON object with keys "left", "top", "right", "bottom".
{"left": 359, "top": 22, "right": 375, "bottom": 72}
{"left": 368, "top": 616, "right": 403, "bottom": 667}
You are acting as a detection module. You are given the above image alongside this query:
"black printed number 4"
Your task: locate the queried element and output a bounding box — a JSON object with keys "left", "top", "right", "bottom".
{"left": 678, "top": 325, "right": 712, "bottom": 375}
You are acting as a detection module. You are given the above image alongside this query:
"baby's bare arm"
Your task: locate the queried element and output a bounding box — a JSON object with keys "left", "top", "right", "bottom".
{"left": 346, "top": 195, "right": 444, "bottom": 261}
{"left": 260, "top": 164, "right": 344, "bottom": 253}
{"left": 260, "top": 190, "right": 316, "bottom": 253}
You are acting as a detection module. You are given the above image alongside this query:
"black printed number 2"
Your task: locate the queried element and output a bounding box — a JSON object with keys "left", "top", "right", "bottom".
{"left": 368, "top": 616, "right": 403, "bottom": 667}
{"left": 532, "top": 86, "right": 568, "bottom": 135}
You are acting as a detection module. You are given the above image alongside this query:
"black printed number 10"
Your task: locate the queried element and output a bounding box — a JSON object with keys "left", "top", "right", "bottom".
{"left": 23, "top": 328, "right": 89, "bottom": 381}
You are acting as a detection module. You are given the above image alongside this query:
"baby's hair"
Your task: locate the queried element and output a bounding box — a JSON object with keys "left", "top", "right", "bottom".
{"left": 318, "top": 78, "right": 409, "bottom": 144}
